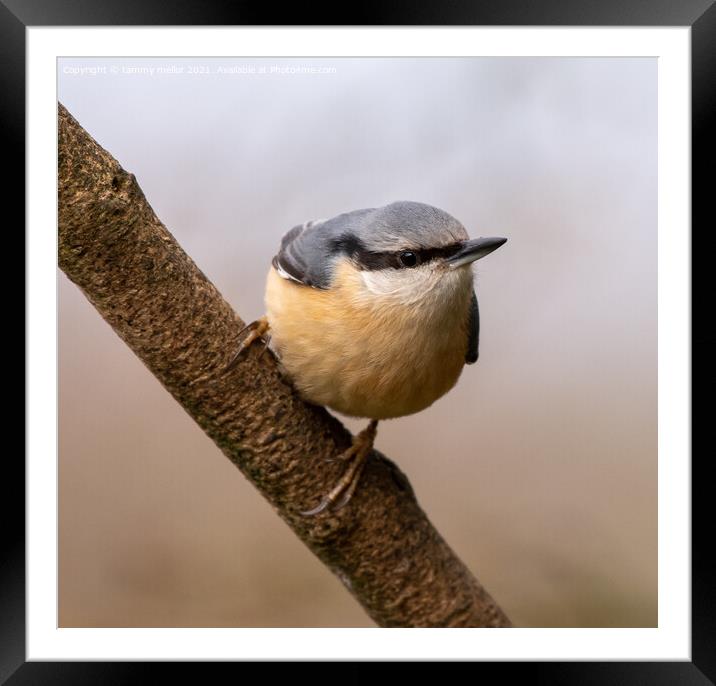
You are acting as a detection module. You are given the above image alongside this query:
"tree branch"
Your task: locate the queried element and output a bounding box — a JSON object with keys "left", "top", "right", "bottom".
{"left": 57, "top": 102, "right": 511, "bottom": 628}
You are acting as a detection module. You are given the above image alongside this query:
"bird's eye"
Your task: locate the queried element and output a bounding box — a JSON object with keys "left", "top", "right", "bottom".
{"left": 398, "top": 251, "right": 418, "bottom": 268}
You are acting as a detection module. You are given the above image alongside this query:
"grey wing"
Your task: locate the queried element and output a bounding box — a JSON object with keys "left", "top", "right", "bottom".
{"left": 465, "top": 290, "right": 480, "bottom": 364}
{"left": 272, "top": 208, "right": 376, "bottom": 290}
{"left": 272, "top": 219, "right": 332, "bottom": 289}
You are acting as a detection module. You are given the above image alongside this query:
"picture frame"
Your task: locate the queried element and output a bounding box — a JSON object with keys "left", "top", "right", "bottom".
{"left": 11, "top": 0, "right": 708, "bottom": 678}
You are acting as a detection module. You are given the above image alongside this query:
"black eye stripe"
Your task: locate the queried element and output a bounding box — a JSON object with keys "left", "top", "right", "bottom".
{"left": 412, "top": 244, "right": 463, "bottom": 263}
{"left": 331, "top": 234, "right": 463, "bottom": 271}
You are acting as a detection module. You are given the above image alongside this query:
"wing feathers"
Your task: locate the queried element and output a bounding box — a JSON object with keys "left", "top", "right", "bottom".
{"left": 465, "top": 290, "right": 480, "bottom": 364}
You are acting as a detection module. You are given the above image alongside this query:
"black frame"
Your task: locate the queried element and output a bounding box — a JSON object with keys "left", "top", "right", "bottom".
{"left": 10, "top": 0, "right": 710, "bottom": 680}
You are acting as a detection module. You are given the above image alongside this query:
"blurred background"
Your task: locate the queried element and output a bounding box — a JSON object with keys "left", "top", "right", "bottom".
{"left": 58, "top": 57, "right": 656, "bottom": 628}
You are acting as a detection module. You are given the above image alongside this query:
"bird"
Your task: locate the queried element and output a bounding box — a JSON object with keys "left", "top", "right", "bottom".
{"left": 230, "top": 201, "right": 506, "bottom": 516}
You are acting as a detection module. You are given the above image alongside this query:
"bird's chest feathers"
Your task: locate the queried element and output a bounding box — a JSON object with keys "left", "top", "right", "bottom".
{"left": 337, "top": 263, "right": 473, "bottom": 407}
{"left": 353, "top": 263, "right": 473, "bottom": 352}
{"left": 266, "top": 261, "right": 473, "bottom": 418}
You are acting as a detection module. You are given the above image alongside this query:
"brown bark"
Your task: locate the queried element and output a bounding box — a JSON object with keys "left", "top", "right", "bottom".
{"left": 57, "top": 102, "right": 511, "bottom": 628}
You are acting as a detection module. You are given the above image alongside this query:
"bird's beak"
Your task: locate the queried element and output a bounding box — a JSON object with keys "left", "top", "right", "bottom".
{"left": 446, "top": 237, "right": 507, "bottom": 268}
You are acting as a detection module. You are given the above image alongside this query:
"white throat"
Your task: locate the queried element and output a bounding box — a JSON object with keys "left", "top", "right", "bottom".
{"left": 359, "top": 264, "right": 473, "bottom": 310}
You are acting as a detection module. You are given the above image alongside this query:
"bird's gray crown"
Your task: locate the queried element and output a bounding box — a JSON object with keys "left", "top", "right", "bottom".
{"left": 273, "top": 201, "right": 469, "bottom": 289}
{"left": 335, "top": 201, "right": 469, "bottom": 252}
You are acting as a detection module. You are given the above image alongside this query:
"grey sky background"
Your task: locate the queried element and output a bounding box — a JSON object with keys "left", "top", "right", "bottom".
{"left": 58, "top": 57, "right": 656, "bottom": 627}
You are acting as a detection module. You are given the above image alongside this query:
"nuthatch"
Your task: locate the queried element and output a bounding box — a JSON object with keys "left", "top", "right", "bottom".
{"left": 233, "top": 201, "right": 506, "bottom": 516}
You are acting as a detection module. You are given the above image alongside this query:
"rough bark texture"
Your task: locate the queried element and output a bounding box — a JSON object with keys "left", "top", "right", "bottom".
{"left": 57, "top": 102, "right": 512, "bottom": 628}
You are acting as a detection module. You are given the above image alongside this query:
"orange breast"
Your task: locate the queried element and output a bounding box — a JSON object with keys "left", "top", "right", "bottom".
{"left": 265, "top": 262, "right": 472, "bottom": 419}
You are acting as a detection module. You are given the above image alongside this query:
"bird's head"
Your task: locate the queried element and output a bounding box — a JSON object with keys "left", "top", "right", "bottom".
{"left": 324, "top": 201, "right": 506, "bottom": 309}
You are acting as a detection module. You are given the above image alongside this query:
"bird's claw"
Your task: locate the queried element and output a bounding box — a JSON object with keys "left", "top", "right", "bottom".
{"left": 299, "top": 497, "right": 332, "bottom": 517}
{"left": 226, "top": 316, "right": 271, "bottom": 370}
{"left": 300, "top": 420, "right": 377, "bottom": 517}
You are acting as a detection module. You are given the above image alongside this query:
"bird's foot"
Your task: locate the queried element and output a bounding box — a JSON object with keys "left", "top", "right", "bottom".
{"left": 226, "top": 316, "right": 271, "bottom": 370}
{"left": 300, "top": 420, "right": 379, "bottom": 516}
